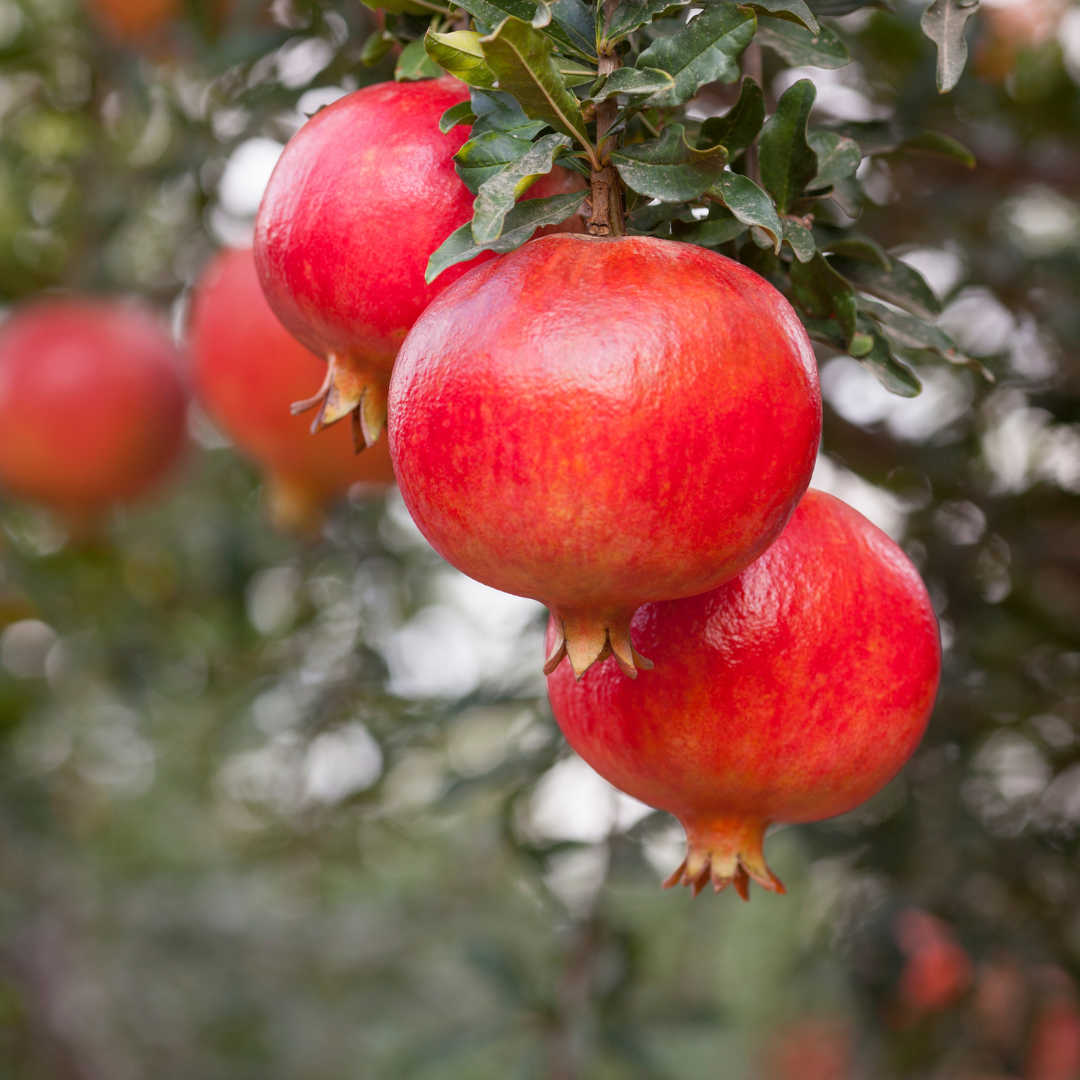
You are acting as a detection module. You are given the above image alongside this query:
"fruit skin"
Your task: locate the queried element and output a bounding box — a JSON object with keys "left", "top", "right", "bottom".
{"left": 0, "top": 299, "right": 188, "bottom": 515}
{"left": 390, "top": 233, "right": 822, "bottom": 678}
{"left": 84, "top": 0, "right": 181, "bottom": 39}
{"left": 189, "top": 248, "right": 396, "bottom": 535}
{"left": 254, "top": 77, "right": 585, "bottom": 448}
{"left": 893, "top": 909, "right": 973, "bottom": 1014}
{"left": 545, "top": 490, "right": 940, "bottom": 897}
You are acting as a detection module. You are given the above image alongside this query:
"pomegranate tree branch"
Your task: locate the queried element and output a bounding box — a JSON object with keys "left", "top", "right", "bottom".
{"left": 587, "top": 0, "right": 625, "bottom": 237}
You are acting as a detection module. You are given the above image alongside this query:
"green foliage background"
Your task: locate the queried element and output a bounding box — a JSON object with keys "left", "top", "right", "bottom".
{"left": 0, "top": 0, "right": 1079, "bottom": 1076}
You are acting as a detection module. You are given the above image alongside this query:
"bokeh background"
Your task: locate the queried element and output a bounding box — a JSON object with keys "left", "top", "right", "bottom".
{"left": 0, "top": 0, "right": 1078, "bottom": 1076}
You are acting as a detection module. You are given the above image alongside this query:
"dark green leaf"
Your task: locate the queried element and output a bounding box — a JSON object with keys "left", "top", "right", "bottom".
{"left": 829, "top": 120, "right": 900, "bottom": 155}
{"left": 611, "top": 123, "right": 727, "bottom": 201}
{"left": 455, "top": 124, "right": 543, "bottom": 192}
{"left": 808, "top": 0, "right": 888, "bottom": 13}
{"left": 426, "top": 189, "right": 588, "bottom": 281}
{"left": 819, "top": 233, "right": 891, "bottom": 269}
{"left": 560, "top": 61, "right": 599, "bottom": 86}
{"left": 756, "top": 16, "right": 851, "bottom": 68}
{"left": 859, "top": 297, "right": 960, "bottom": 356}
{"left": 636, "top": 5, "right": 757, "bottom": 108}
{"left": 829, "top": 175, "right": 863, "bottom": 217}
{"left": 361, "top": 0, "right": 447, "bottom": 13}
{"left": 758, "top": 79, "right": 818, "bottom": 214}
{"left": 590, "top": 66, "right": 675, "bottom": 101}
{"left": 440, "top": 100, "right": 478, "bottom": 133}
{"left": 455, "top": 0, "right": 594, "bottom": 58}
{"left": 679, "top": 211, "right": 748, "bottom": 246}
{"left": 425, "top": 30, "right": 499, "bottom": 88}
{"left": 899, "top": 129, "right": 975, "bottom": 167}
{"left": 746, "top": 0, "right": 818, "bottom": 32}
{"left": 480, "top": 17, "right": 591, "bottom": 148}
{"left": 830, "top": 254, "right": 941, "bottom": 319}
{"left": 549, "top": 0, "right": 597, "bottom": 56}
{"left": 606, "top": 0, "right": 685, "bottom": 40}
{"left": 361, "top": 30, "right": 395, "bottom": 67}
{"left": 396, "top": 38, "right": 444, "bottom": 81}
{"left": 698, "top": 76, "right": 764, "bottom": 159}
{"left": 857, "top": 325, "right": 923, "bottom": 395}
{"left": 806, "top": 129, "right": 861, "bottom": 191}
{"left": 472, "top": 132, "right": 571, "bottom": 243}
{"left": 469, "top": 88, "right": 547, "bottom": 139}
{"left": 790, "top": 252, "right": 857, "bottom": 343}
{"left": 783, "top": 219, "right": 815, "bottom": 262}
{"left": 707, "top": 171, "right": 781, "bottom": 249}
{"left": 920, "top": 0, "right": 979, "bottom": 93}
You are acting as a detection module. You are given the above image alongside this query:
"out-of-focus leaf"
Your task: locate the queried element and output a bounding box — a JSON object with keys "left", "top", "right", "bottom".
{"left": 900, "top": 128, "right": 975, "bottom": 166}
{"left": 472, "top": 132, "right": 570, "bottom": 243}
{"left": 759, "top": 79, "right": 818, "bottom": 214}
{"left": 806, "top": 129, "right": 861, "bottom": 191}
{"left": 859, "top": 296, "right": 963, "bottom": 357}
{"left": 808, "top": 0, "right": 888, "bottom": 12}
{"left": 707, "top": 171, "right": 781, "bottom": 249}
{"left": 745, "top": 0, "right": 818, "bottom": 31}
{"left": 857, "top": 323, "right": 923, "bottom": 394}
{"left": 755, "top": 16, "right": 851, "bottom": 68}
{"left": 920, "top": 0, "right": 979, "bottom": 93}
{"left": 829, "top": 175, "right": 863, "bottom": 217}
{"left": 361, "top": 29, "right": 396, "bottom": 66}
{"left": 590, "top": 67, "right": 675, "bottom": 101}
{"left": 425, "top": 30, "right": 499, "bottom": 88}
{"left": 427, "top": 189, "right": 588, "bottom": 280}
{"left": 440, "top": 100, "right": 478, "bottom": 132}
{"left": 820, "top": 233, "right": 891, "bottom": 269}
{"left": 480, "top": 18, "right": 591, "bottom": 146}
{"left": 830, "top": 121, "right": 975, "bottom": 165}
{"left": 361, "top": 0, "right": 448, "bottom": 14}
{"left": 698, "top": 76, "right": 764, "bottom": 158}
{"left": 783, "top": 219, "right": 815, "bottom": 261}
{"left": 678, "top": 210, "right": 749, "bottom": 246}
{"left": 790, "top": 251, "right": 857, "bottom": 343}
{"left": 829, "top": 119, "right": 900, "bottom": 155}
{"left": 636, "top": 5, "right": 756, "bottom": 107}
{"left": 611, "top": 124, "right": 727, "bottom": 201}
{"left": 396, "top": 38, "right": 444, "bottom": 81}
{"left": 831, "top": 254, "right": 941, "bottom": 319}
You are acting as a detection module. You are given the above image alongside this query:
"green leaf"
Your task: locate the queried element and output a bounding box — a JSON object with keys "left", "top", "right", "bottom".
{"left": 472, "top": 133, "right": 571, "bottom": 243}
{"left": 857, "top": 325, "right": 923, "bottom": 395}
{"left": 782, "top": 219, "right": 815, "bottom": 262}
{"left": 806, "top": 129, "right": 861, "bottom": 191}
{"left": 858, "top": 297, "right": 962, "bottom": 357}
{"left": 590, "top": 66, "right": 675, "bottom": 101}
{"left": 808, "top": 0, "right": 887, "bottom": 14}
{"left": 920, "top": 0, "right": 979, "bottom": 93}
{"left": 698, "top": 76, "right": 764, "bottom": 159}
{"left": 790, "top": 252, "right": 857, "bottom": 344}
{"left": 829, "top": 120, "right": 900, "bottom": 156}
{"left": 454, "top": 0, "right": 595, "bottom": 58}
{"left": 746, "top": 0, "right": 818, "bottom": 32}
{"left": 548, "top": 0, "right": 597, "bottom": 57}
{"left": 606, "top": 0, "right": 685, "bottom": 40}
{"left": 440, "top": 100, "right": 478, "bottom": 133}
{"left": 480, "top": 17, "right": 591, "bottom": 148}
{"left": 829, "top": 175, "right": 863, "bottom": 217}
{"left": 361, "top": 0, "right": 447, "bottom": 14}
{"left": 426, "top": 189, "right": 588, "bottom": 281}
{"left": 756, "top": 16, "right": 851, "bottom": 68}
{"left": 610, "top": 123, "right": 727, "bottom": 202}
{"left": 396, "top": 38, "right": 444, "bottom": 81}
{"left": 819, "top": 233, "right": 891, "bottom": 269}
{"left": 679, "top": 212, "right": 749, "bottom": 247}
{"left": 469, "top": 88, "right": 547, "bottom": 138}
{"left": 454, "top": 129, "right": 539, "bottom": 192}
{"left": 829, "top": 254, "right": 941, "bottom": 320}
{"left": 707, "top": 171, "right": 781, "bottom": 250}
{"left": 758, "top": 79, "right": 818, "bottom": 214}
{"left": 361, "top": 30, "right": 396, "bottom": 66}
{"left": 559, "top": 61, "right": 599, "bottom": 86}
{"left": 425, "top": 30, "right": 499, "bottom": 88}
{"left": 899, "top": 129, "right": 975, "bottom": 167}
{"left": 636, "top": 5, "right": 757, "bottom": 108}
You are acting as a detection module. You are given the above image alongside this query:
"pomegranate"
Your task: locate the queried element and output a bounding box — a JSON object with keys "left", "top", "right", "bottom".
{"left": 83, "top": 0, "right": 180, "bottom": 38}
{"left": 390, "top": 234, "right": 821, "bottom": 678}
{"left": 545, "top": 490, "right": 940, "bottom": 896}
{"left": 0, "top": 299, "right": 188, "bottom": 516}
{"left": 254, "top": 77, "right": 585, "bottom": 449}
{"left": 189, "top": 248, "right": 396, "bottom": 535}
{"left": 894, "top": 909, "right": 973, "bottom": 1014}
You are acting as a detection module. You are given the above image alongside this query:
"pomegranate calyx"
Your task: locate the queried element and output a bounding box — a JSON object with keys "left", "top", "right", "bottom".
{"left": 663, "top": 817, "right": 786, "bottom": 901}
{"left": 290, "top": 353, "right": 388, "bottom": 452}
{"left": 544, "top": 606, "right": 654, "bottom": 680}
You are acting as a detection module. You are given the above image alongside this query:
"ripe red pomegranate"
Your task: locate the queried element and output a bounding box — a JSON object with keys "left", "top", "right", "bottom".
{"left": 390, "top": 234, "right": 821, "bottom": 678}
{"left": 255, "top": 77, "right": 585, "bottom": 449}
{"left": 0, "top": 299, "right": 187, "bottom": 516}
{"left": 546, "top": 490, "right": 940, "bottom": 896}
{"left": 189, "top": 248, "right": 396, "bottom": 535}
{"left": 83, "top": 0, "right": 180, "bottom": 39}
{"left": 894, "top": 909, "right": 973, "bottom": 1014}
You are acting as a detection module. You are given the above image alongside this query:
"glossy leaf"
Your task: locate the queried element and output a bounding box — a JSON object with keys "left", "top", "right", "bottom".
{"left": 819, "top": 233, "right": 891, "bottom": 269}
{"left": 611, "top": 123, "right": 727, "bottom": 201}
{"left": 480, "top": 17, "right": 591, "bottom": 148}
{"left": 440, "top": 100, "right": 478, "bottom": 133}
{"left": 859, "top": 297, "right": 963, "bottom": 358}
{"left": 426, "top": 189, "right": 588, "bottom": 281}
{"left": 472, "top": 133, "right": 571, "bottom": 243}
{"left": 606, "top": 0, "right": 685, "bottom": 41}
{"left": 759, "top": 79, "right": 818, "bottom": 215}
{"left": 469, "top": 88, "right": 547, "bottom": 139}
{"left": 790, "top": 252, "right": 857, "bottom": 344}
{"left": 697, "top": 76, "right": 765, "bottom": 159}
{"left": 830, "top": 254, "right": 941, "bottom": 320}
{"left": 590, "top": 67, "right": 675, "bottom": 101}
{"left": 806, "top": 129, "right": 861, "bottom": 191}
{"left": 783, "top": 219, "right": 816, "bottom": 262}
{"left": 454, "top": 130, "right": 537, "bottom": 192}
{"left": 707, "top": 171, "right": 781, "bottom": 250}
{"left": 425, "top": 30, "right": 498, "bottom": 89}
{"left": 455, "top": 0, "right": 593, "bottom": 58}
{"left": 636, "top": 5, "right": 757, "bottom": 108}
{"left": 549, "top": 0, "right": 597, "bottom": 57}
{"left": 746, "top": 0, "right": 819, "bottom": 32}
{"left": 755, "top": 16, "right": 851, "bottom": 68}
{"left": 857, "top": 325, "right": 923, "bottom": 395}
{"left": 396, "top": 39, "right": 444, "bottom": 81}
{"left": 679, "top": 211, "right": 749, "bottom": 246}
{"left": 920, "top": 0, "right": 979, "bottom": 93}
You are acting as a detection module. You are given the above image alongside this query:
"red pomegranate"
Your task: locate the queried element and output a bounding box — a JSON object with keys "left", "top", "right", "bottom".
{"left": 0, "top": 299, "right": 188, "bottom": 516}
{"left": 390, "top": 234, "right": 821, "bottom": 678}
{"left": 255, "top": 77, "right": 585, "bottom": 449}
{"left": 189, "top": 248, "right": 395, "bottom": 535}
{"left": 894, "top": 909, "right": 973, "bottom": 1014}
{"left": 545, "top": 490, "right": 940, "bottom": 896}
{"left": 83, "top": 0, "right": 180, "bottom": 39}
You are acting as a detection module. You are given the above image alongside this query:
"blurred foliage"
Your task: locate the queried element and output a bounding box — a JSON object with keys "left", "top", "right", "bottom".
{"left": 2, "top": 0, "right": 1080, "bottom": 1077}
